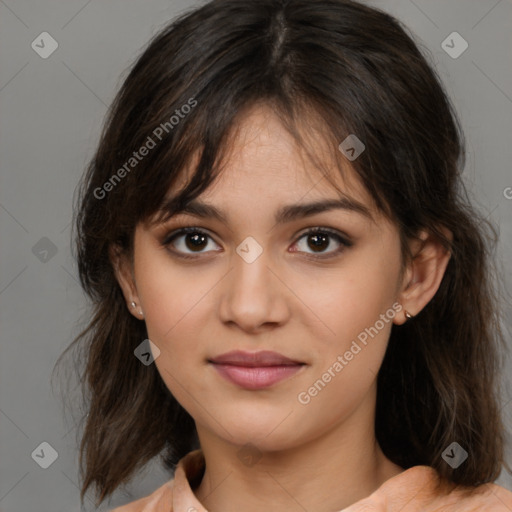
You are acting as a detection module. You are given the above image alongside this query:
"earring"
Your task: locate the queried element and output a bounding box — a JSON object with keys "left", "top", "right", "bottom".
{"left": 130, "top": 301, "right": 144, "bottom": 317}
{"left": 404, "top": 310, "right": 414, "bottom": 321}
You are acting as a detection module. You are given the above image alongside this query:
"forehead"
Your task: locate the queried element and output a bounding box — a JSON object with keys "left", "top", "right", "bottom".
{"left": 173, "top": 103, "right": 375, "bottom": 211}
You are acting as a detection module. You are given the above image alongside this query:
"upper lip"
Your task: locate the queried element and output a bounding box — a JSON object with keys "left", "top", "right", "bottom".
{"left": 209, "top": 350, "right": 304, "bottom": 367}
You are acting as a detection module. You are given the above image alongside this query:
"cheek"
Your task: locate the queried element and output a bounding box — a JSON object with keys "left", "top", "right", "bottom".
{"left": 293, "top": 272, "right": 397, "bottom": 432}
{"left": 133, "top": 252, "right": 220, "bottom": 397}
{"left": 135, "top": 251, "right": 217, "bottom": 341}
{"left": 302, "top": 245, "right": 401, "bottom": 355}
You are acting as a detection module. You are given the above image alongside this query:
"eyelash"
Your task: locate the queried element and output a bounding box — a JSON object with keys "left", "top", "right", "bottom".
{"left": 161, "top": 226, "right": 353, "bottom": 261}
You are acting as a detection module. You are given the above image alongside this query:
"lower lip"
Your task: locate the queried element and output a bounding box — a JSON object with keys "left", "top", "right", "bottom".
{"left": 210, "top": 363, "right": 304, "bottom": 390}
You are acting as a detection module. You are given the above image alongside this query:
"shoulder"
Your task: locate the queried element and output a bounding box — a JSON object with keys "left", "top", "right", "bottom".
{"left": 342, "top": 465, "right": 512, "bottom": 511}
{"left": 109, "top": 479, "right": 174, "bottom": 512}
{"left": 453, "top": 481, "right": 512, "bottom": 511}
{"left": 108, "top": 449, "right": 205, "bottom": 512}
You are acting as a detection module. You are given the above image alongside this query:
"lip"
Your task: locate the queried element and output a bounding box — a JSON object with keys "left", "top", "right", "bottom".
{"left": 208, "top": 350, "right": 306, "bottom": 390}
{"left": 209, "top": 350, "right": 304, "bottom": 366}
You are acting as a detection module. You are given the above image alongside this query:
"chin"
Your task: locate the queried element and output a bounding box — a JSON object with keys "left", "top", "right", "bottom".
{"left": 213, "top": 414, "right": 303, "bottom": 451}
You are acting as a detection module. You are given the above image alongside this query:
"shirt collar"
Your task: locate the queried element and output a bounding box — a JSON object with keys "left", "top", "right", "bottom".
{"left": 172, "top": 449, "right": 208, "bottom": 512}
{"left": 169, "top": 448, "right": 512, "bottom": 511}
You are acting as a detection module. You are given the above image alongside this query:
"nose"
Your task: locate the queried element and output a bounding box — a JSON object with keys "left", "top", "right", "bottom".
{"left": 218, "top": 243, "right": 290, "bottom": 334}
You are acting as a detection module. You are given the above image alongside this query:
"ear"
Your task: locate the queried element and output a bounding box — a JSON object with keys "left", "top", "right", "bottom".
{"left": 109, "top": 243, "right": 144, "bottom": 320}
{"left": 394, "top": 228, "right": 452, "bottom": 325}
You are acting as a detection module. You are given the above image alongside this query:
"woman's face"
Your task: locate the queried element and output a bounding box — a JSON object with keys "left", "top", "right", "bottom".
{"left": 125, "top": 105, "right": 407, "bottom": 451}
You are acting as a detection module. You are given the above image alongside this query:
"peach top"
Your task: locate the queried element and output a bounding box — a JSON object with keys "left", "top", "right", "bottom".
{"left": 111, "top": 449, "right": 512, "bottom": 511}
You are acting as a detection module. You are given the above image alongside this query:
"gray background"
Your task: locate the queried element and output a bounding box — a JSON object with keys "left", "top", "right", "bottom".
{"left": 1, "top": 0, "right": 511, "bottom": 510}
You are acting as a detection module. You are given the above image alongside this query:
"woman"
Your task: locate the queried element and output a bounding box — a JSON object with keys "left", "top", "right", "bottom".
{"left": 62, "top": 0, "right": 512, "bottom": 509}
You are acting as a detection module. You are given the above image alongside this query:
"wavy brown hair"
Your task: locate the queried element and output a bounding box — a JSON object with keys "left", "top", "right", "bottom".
{"left": 54, "top": 0, "right": 510, "bottom": 506}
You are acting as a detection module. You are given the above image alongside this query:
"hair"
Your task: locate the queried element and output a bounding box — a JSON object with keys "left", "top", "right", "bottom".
{"left": 55, "top": 0, "right": 510, "bottom": 506}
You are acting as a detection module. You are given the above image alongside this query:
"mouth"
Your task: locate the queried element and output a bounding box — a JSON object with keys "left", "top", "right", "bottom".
{"left": 208, "top": 350, "right": 306, "bottom": 390}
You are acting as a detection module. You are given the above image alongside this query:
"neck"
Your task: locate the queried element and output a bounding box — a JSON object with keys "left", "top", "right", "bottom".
{"left": 193, "top": 392, "right": 403, "bottom": 512}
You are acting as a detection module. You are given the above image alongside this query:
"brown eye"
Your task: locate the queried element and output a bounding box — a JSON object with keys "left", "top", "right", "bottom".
{"left": 183, "top": 232, "right": 208, "bottom": 251}
{"left": 291, "top": 228, "right": 352, "bottom": 258}
{"left": 163, "top": 227, "right": 220, "bottom": 258}
{"left": 306, "top": 233, "right": 330, "bottom": 252}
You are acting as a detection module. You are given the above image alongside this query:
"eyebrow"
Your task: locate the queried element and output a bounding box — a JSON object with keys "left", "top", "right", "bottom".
{"left": 155, "top": 196, "right": 373, "bottom": 225}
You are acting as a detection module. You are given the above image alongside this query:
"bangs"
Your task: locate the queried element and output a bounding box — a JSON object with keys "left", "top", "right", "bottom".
{"left": 121, "top": 88, "right": 397, "bottom": 255}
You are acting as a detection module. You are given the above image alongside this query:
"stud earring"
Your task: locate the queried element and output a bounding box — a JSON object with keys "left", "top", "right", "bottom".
{"left": 404, "top": 310, "right": 414, "bottom": 321}
{"left": 130, "top": 301, "right": 144, "bottom": 317}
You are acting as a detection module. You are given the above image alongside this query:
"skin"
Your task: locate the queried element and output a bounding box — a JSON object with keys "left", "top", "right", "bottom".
{"left": 112, "top": 105, "right": 451, "bottom": 512}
